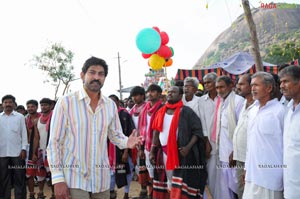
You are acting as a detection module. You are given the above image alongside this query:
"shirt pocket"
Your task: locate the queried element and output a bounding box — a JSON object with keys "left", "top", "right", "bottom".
{"left": 258, "top": 114, "right": 275, "bottom": 135}
{"left": 10, "top": 125, "right": 20, "bottom": 134}
{"left": 289, "top": 121, "right": 300, "bottom": 144}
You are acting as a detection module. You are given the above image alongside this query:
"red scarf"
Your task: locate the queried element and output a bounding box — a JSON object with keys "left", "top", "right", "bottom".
{"left": 138, "top": 100, "right": 162, "bottom": 151}
{"left": 118, "top": 106, "right": 127, "bottom": 113}
{"left": 26, "top": 113, "right": 41, "bottom": 129}
{"left": 130, "top": 102, "right": 146, "bottom": 116}
{"left": 108, "top": 106, "right": 128, "bottom": 170}
{"left": 152, "top": 100, "right": 183, "bottom": 170}
{"left": 39, "top": 111, "right": 53, "bottom": 132}
{"left": 108, "top": 140, "right": 116, "bottom": 170}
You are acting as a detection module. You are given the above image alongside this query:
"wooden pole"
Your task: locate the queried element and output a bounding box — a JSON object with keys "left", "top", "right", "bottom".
{"left": 241, "top": 0, "right": 264, "bottom": 71}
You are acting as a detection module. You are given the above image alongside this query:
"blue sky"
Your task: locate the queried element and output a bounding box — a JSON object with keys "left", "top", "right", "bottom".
{"left": 0, "top": 0, "right": 298, "bottom": 106}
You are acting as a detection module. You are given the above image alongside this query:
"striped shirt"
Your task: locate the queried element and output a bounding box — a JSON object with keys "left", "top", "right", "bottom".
{"left": 47, "top": 88, "right": 128, "bottom": 193}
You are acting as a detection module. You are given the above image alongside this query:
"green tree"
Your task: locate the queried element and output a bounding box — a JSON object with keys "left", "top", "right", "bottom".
{"left": 264, "top": 41, "right": 300, "bottom": 65}
{"left": 32, "top": 42, "right": 76, "bottom": 100}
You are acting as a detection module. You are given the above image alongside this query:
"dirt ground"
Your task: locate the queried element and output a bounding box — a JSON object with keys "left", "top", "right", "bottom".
{"left": 12, "top": 180, "right": 141, "bottom": 199}
{"left": 13, "top": 180, "right": 212, "bottom": 199}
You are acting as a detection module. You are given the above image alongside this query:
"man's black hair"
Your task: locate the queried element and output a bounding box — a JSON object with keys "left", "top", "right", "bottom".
{"left": 82, "top": 56, "right": 108, "bottom": 77}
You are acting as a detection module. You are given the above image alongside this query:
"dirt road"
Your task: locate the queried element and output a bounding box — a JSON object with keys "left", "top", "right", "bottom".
{"left": 13, "top": 181, "right": 212, "bottom": 199}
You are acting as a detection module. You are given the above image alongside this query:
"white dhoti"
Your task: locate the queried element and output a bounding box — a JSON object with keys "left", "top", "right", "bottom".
{"left": 214, "top": 161, "right": 238, "bottom": 199}
{"left": 243, "top": 181, "right": 283, "bottom": 199}
{"left": 206, "top": 153, "right": 218, "bottom": 199}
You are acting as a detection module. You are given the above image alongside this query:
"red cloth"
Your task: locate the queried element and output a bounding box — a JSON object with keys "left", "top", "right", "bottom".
{"left": 108, "top": 107, "right": 127, "bottom": 170}
{"left": 108, "top": 141, "right": 116, "bottom": 170}
{"left": 118, "top": 107, "right": 127, "bottom": 113}
{"left": 138, "top": 100, "right": 162, "bottom": 151}
{"left": 39, "top": 111, "right": 53, "bottom": 132}
{"left": 170, "top": 177, "right": 203, "bottom": 199}
{"left": 130, "top": 102, "right": 146, "bottom": 116}
{"left": 211, "top": 96, "right": 221, "bottom": 142}
{"left": 25, "top": 113, "right": 41, "bottom": 129}
{"left": 130, "top": 102, "right": 146, "bottom": 165}
{"left": 152, "top": 101, "right": 183, "bottom": 170}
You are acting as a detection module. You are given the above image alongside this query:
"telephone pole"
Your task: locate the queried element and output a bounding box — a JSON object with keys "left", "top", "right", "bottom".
{"left": 117, "top": 52, "right": 123, "bottom": 100}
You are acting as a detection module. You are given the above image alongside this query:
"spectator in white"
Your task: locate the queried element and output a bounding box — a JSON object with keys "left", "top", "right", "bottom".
{"left": 243, "top": 72, "right": 285, "bottom": 199}
{"left": 198, "top": 72, "right": 219, "bottom": 199}
{"left": 137, "top": 84, "right": 163, "bottom": 199}
{"left": 214, "top": 75, "right": 244, "bottom": 199}
{"left": 0, "top": 94, "right": 28, "bottom": 199}
{"left": 230, "top": 74, "right": 254, "bottom": 199}
{"left": 278, "top": 64, "right": 291, "bottom": 106}
{"left": 279, "top": 65, "right": 300, "bottom": 199}
{"left": 130, "top": 86, "right": 146, "bottom": 129}
{"left": 129, "top": 86, "right": 147, "bottom": 198}
{"left": 183, "top": 77, "right": 212, "bottom": 157}
{"left": 182, "top": 77, "right": 201, "bottom": 118}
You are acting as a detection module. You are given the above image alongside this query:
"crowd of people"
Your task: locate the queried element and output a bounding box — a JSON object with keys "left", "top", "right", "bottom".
{"left": 0, "top": 56, "right": 299, "bottom": 199}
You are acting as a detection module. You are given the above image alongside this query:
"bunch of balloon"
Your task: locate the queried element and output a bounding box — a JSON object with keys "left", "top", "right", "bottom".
{"left": 136, "top": 26, "right": 174, "bottom": 71}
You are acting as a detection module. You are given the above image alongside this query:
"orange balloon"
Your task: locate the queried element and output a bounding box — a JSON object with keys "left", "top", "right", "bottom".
{"left": 164, "top": 58, "right": 173, "bottom": 67}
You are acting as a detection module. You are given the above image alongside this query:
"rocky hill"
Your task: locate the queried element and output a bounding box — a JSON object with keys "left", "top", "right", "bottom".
{"left": 194, "top": 3, "right": 300, "bottom": 69}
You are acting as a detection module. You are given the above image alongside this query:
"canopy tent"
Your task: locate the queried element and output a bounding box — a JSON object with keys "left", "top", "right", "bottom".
{"left": 206, "top": 52, "right": 276, "bottom": 74}
{"left": 175, "top": 52, "right": 300, "bottom": 82}
{"left": 117, "top": 86, "right": 136, "bottom": 93}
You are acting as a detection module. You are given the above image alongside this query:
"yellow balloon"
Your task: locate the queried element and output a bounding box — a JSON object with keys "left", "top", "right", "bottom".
{"left": 149, "top": 54, "right": 165, "bottom": 71}
{"left": 198, "top": 83, "right": 204, "bottom": 91}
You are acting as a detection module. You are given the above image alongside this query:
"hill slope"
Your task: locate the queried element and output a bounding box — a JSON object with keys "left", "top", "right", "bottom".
{"left": 194, "top": 3, "right": 300, "bottom": 69}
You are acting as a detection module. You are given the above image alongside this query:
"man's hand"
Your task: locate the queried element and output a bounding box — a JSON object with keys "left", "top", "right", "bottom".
{"left": 127, "top": 129, "right": 143, "bottom": 149}
{"left": 242, "top": 170, "right": 246, "bottom": 186}
{"left": 32, "top": 154, "right": 38, "bottom": 162}
{"left": 205, "top": 140, "right": 212, "bottom": 159}
{"left": 19, "top": 150, "right": 26, "bottom": 160}
{"left": 149, "top": 151, "right": 156, "bottom": 165}
{"left": 121, "top": 151, "right": 128, "bottom": 163}
{"left": 54, "top": 182, "right": 70, "bottom": 199}
{"left": 179, "top": 146, "right": 190, "bottom": 157}
{"left": 138, "top": 149, "right": 145, "bottom": 160}
{"left": 229, "top": 151, "right": 236, "bottom": 168}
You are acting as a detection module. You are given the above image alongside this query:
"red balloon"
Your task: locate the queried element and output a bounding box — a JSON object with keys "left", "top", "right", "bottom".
{"left": 157, "top": 45, "right": 172, "bottom": 59}
{"left": 160, "top": 31, "right": 169, "bottom": 45}
{"left": 142, "top": 53, "right": 151, "bottom": 59}
{"left": 152, "top": 26, "right": 160, "bottom": 33}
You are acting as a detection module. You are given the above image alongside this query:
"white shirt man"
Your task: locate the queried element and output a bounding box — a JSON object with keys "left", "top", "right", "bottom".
{"left": 215, "top": 76, "right": 244, "bottom": 199}
{"left": 279, "top": 65, "right": 300, "bottom": 199}
{"left": 198, "top": 73, "right": 218, "bottom": 199}
{"left": 283, "top": 100, "right": 300, "bottom": 199}
{"left": 244, "top": 72, "right": 285, "bottom": 199}
{"left": 245, "top": 99, "right": 285, "bottom": 193}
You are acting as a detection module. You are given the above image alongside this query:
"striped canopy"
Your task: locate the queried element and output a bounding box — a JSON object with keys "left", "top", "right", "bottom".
{"left": 175, "top": 59, "right": 299, "bottom": 82}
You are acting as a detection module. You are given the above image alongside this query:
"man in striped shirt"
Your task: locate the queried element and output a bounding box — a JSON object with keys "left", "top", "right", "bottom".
{"left": 47, "top": 56, "right": 142, "bottom": 199}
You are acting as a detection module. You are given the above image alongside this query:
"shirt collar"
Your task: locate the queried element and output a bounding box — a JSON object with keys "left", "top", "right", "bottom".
{"left": 77, "top": 87, "right": 108, "bottom": 105}
{"left": 255, "top": 98, "right": 279, "bottom": 108}
{"left": 182, "top": 94, "right": 197, "bottom": 103}
{"left": 204, "top": 93, "right": 218, "bottom": 101}
{"left": 287, "top": 99, "right": 300, "bottom": 112}
{"left": 0, "top": 110, "right": 17, "bottom": 116}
